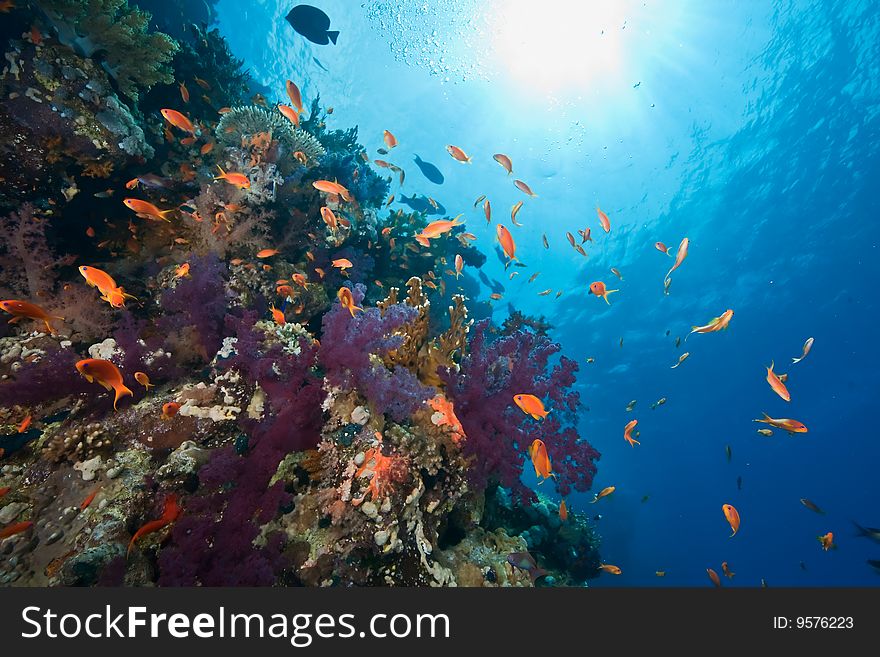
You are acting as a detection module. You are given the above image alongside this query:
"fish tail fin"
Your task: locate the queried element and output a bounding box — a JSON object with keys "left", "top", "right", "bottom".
{"left": 113, "top": 384, "right": 134, "bottom": 410}
{"left": 159, "top": 209, "right": 174, "bottom": 222}
{"left": 215, "top": 164, "right": 226, "bottom": 179}
{"left": 530, "top": 568, "right": 547, "bottom": 584}
{"left": 328, "top": 31, "right": 339, "bottom": 45}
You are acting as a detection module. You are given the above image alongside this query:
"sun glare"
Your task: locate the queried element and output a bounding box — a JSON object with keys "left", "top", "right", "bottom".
{"left": 492, "top": 0, "right": 634, "bottom": 92}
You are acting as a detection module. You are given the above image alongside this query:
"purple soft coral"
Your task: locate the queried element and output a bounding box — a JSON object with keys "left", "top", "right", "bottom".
{"left": 440, "top": 320, "right": 600, "bottom": 498}
{"left": 158, "top": 312, "right": 324, "bottom": 586}
{"left": 319, "top": 283, "right": 433, "bottom": 422}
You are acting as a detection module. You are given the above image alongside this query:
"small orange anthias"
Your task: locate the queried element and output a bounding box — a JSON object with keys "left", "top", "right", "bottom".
{"left": 75, "top": 359, "right": 133, "bottom": 410}
{"left": 0, "top": 299, "right": 62, "bottom": 334}
{"left": 128, "top": 494, "right": 181, "bottom": 556}
{"left": 817, "top": 532, "right": 835, "bottom": 551}
{"left": 589, "top": 281, "right": 619, "bottom": 304}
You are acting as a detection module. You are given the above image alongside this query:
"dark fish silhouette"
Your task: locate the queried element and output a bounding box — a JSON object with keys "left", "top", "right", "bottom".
{"left": 312, "top": 56, "right": 329, "bottom": 72}
{"left": 736, "top": 475, "right": 742, "bottom": 490}
{"left": 868, "top": 559, "right": 880, "bottom": 573}
{"left": 286, "top": 5, "right": 339, "bottom": 45}
{"left": 413, "top": 154, "right": 444, "bottom": 184}
{"left": 853, "top": 521, "right": 880, "bottom": 544}
{"left": 398, "top": 194, "right": 445, "bottom": 215}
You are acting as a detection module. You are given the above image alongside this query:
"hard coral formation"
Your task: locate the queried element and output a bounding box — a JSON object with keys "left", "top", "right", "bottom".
{"left": 0, "top": 2, "right": 602, "bottom": 589}
{"left": 35, "top": 0, "right": 178, "bottom": 101}
{"left": 216, "top": 105, "right": 326, "bottom": 163}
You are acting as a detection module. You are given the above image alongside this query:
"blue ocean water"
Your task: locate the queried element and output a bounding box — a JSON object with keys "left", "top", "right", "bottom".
{"left": 215, "top": 0, "right": 879, "bottom": 586}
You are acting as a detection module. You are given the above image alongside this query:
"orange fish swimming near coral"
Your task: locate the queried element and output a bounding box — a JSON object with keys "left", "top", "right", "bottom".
{"left": 161, "top": 402, "right": 180, "bottom": 419}
{"left": 722, "top": 503, "right": 740, "bottom": 537}
{"left": 0, "top": 300, "right": 62, "bottom": 334}
{"left": 313, "top": 180, "right": 352, "bottom": 202}
{"left": 753, "top": 413, "right": 808, "bottom": 434}
{"left": 123, "top": 198, "right": 174, "bottom": 222}
{"left": 134, "top": 372, "right": 154, "bottom": 390}
{"left": 79, "top": 265, "right": 137, "bottom": 308}
{"left": 454, "top": 254, "right": 463, "bottom": 279}
{"left": 528, "top": 438, "right": 554, "bottom": 482}
{"left": 559, "top": 499, "right": 568, "bottom": 522}
{"left": 337, "top": 287, "right": 363, "bottom": 317}
{"left": 765, "top": 361, "right": 791, "bottom": 402}
{"left": 278, "top": 104, "right": 300, "bottom": 127}
{"left": 0, "top": 521, "right": 33, "bottom": 540}
{"left": 332, "top": 258, "right": 354, "bottom": 271}
{"left": 160, "top": 109, "right": 196, "bottom": 135}
{"left": 513, "top": 394, "right": 549, "bottom": 420}
{"left": 270, "top": 305, "right": 286, "bottom": 326}
{"left": 128, "top": 494, "right": 181, "bottom": 557}
{"left": 75, "top": 358, "right": 133, "bottom": 410}
{"left": 415, "top": 215, "right": 465, "bottom": 246}
{"left": 589, "top": 281, "right": 619, "bottom": 304}
{"left": 215, "top": 165, "right": 250, "bottom": 189}
{"left": 599, "top": 564, "right": 622, "bottom": 575}
{"left": 623, "top": 419, "right": 640, "bottom": 447}
{"left": 285, "top": 79, "right": 303, "bottom": 113}
{"left": 256, "top": 249, "right": 279, "bottom": 258}
{"left": 383, "top": 130, "right": 398, "bottom": 149}
{"left": 686, "top": 309, "right": 734, "bottom": 340}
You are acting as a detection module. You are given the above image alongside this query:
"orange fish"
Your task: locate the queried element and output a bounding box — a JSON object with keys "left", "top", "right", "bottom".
{"left": 527, "top": 438, "right": 554, "bottom": 482}
{"left": 174, "top": 263, "right": 191, "bottom": 279}
{"left": 446, "top": 145, "right": 471, "bottom": 163}
{"left": 513, "top": 394, "right": 549, "bottom": 420}
{"left": 753, "top": 413, "right": 808, "bottom": 434}
{"left": 416, "top": 215, "right": 466, "bottom": 245}
{"left": 80, "top": 487, "right": 100, "bottom": 510}
{"left": 75, "top": 358, "right": 133, "bottom": 410}
{"left": 687, "top": 309, "right": 734, "bottom": 340}
{"left": 0, "top": 487, "right": 10, "bottom": 498}
{"left": 194, "top": 76, "right": 211, "bottom": 90}
{"left": 610, "top": 267, "right": 623, "bottom": 280}
{"left": 337, "top": 287, "right": 363, "bottom": 317}
{"left": 817, "top": 532, "right": 835, "bottom": 551}
{"left": 383, "top": 130, "right": 398, "bottom": 149}
{"left": 490, "top": 293, "right": 503, "bottom": 300}
{"left": 278, "top": 103, "right": 300, "bottom": 127}
{"left": 624, "top": 419, "right": 639, "bottom": 447}
{"left": 514, "top": 179, "right": 537, "bottom": 197}
{"left": 200, "top": 141, "right": 214, "bottom": 155}
{"left": 766, "top": 361, "right": 790, "bottom": 402}
{"left": 160, "top": 108, "right": 196, "bottom": 135}
{"left": 285, "top": 79, "right": 303, "bottom": 113}
{"left": 293, "top": 151, "right": 309, "bottom": 165}
{"left": 559, "top": 499, "right": 568, "bottom": 522}
{"left": 134, "top": 371, "right": 154, "bottom": 390}
{"left": 0, "top": 521, "right": 33, "bottom": 540}
{"left": 256, "top": 249, "right": 280, "bottom": 258}
{"left": 270, "top": 305, "right": 286, "bottom": 326}
{"left": 17, "top": 414, "right": 32, "bottom": 433}
{"left": 707, "top": 568, "right": 721, "bottom": 587}
{"left": 320, "top": 206, "right": 338, "bottom": 229}
{"left": 79, "top": 265, "right": 137, "bottom": 308}
{"left": 178, "top": 82, "right": 189, "bottom": 103}
{"left": 721, "top": 561, "right": 735, "bottom": 579}
{"left": 578, "top": 228, "right": 592, "bottom": 243}
{"left": 128, "top": 494, "right": 181, "bottom": 556}
{"left": 493, "top": 153, "right": 513, "bottom": 174}
{"left": 86, "top": 226, "right": 96, "bottom": 238}
{"left": 161, "top": 402, "right": 181, "bottom": 419}
{"left": 589, "top": 281, "right": 619, "bottom": 304}
{"left": 792, "top": 337, "right": 814, "bottom": 364}
{"left": 277, "top": 285, "right": 295, "bottom": 298}
{"left": 599, "top": 564, "right": 622, "bottom": 575}
{"left": 0, "top": 299, "right": 62, "bottom": 334}
{"left": 655, "top": 241, "right": 671, "bottom": 256}
{"left": 496, "top": 224, "right": 517, "bottom": 262}
{"left": 215, "top": 165, "right": 250, "bottom": 189}
{"left": 332, "top": 258, "right": 354, "bottom": 270}
{"left": 597, "top": 207, "right": 611, "bottom": 233}
{"left": 453, "top": 254, "right": 464, "bottom": 279}
{"left": 123, "top": 198, "right": 174, "bottom": 222}
{"left": 591, "top": 486, "right": 615, "bottom": 503}
{"left": 313, "top": 180, "right": 352, "bottom": 202}
{"left": 314, "top": 267, "right": 326, "bottom": 279}
{"left": 722, "top": 503, "right": 740, "bottom": 537}
{"left": 292, "top": 273, "right": 309, "bottom": 288}
{"left": 664, "top": 237, "right": 689, "bottom": 283}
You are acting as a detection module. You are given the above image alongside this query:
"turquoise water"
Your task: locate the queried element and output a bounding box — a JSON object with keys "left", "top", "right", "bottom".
{"left": 214, "top": 0, "right": 879, "bottom": 586}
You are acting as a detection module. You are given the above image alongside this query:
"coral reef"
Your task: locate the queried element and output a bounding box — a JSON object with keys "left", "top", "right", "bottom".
{"left": 0, "top": 2, "right": 601, "bottom": 589}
